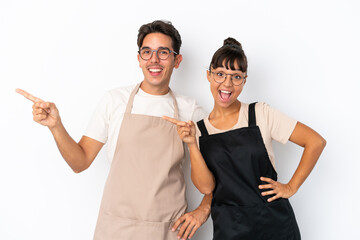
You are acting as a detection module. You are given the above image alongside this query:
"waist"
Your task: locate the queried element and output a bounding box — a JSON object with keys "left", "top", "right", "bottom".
{"left": 212, "top": 197, "right": 289, "bottom": 208}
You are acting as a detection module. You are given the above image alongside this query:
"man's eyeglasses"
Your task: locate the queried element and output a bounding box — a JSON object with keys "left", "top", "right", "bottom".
{"left": 210, "top": 70, "right": 246, "bottom": 86}
{"left": 138, "top": 47, "right": 178, "bottom": 60}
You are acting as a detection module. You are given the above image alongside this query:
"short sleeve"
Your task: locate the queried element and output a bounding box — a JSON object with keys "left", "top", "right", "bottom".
{"left": 190, "top": 101, "right": 208, "bottom": 123}
{"left": 259, "top": 102, "right": 297, "bottom": 144}
{"left": 83, "top": 92, "right": 111, "bottom": 143}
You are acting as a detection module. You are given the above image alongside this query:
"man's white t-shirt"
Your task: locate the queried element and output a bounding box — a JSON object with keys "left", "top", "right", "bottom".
{"left": 84, "top": 84, "right": 207, "bottom": 162}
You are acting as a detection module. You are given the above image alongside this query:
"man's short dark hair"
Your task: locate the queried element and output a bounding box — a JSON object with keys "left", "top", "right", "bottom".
{"left": 137, "top": 20, "right": 182, "bottom": 54}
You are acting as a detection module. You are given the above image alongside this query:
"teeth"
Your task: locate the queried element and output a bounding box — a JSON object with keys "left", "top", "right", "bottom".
{"left": 220, "top": 90, "right": 231, "bottom": 94}
{"left": 149, "top": 68, "right": 162, "bottom": 72}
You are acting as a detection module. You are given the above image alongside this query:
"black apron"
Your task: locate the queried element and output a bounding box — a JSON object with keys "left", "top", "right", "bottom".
{"left": 197, "top": 103, "right": 301, "bottom": 240}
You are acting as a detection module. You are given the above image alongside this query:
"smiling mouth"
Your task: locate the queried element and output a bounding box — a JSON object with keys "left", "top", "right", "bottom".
{"left": 148, "top": 67, "right": 163, "bottom": 75}
{"left": 219, "top": 90, "right": 232, "bottom": 101}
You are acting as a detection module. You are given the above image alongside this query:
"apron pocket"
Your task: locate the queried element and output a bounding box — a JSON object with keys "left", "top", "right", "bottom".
{"left": 262, "top": 199, "right": 301, "bottom": 240}
{"left": 211, "top": 201, "right": 301, "bottom": 240}
{"left": 212, "top": 203, "right": 263, "bottom": 240}
{"left": 94, "top": 212, "right": 178, "bottom": 240}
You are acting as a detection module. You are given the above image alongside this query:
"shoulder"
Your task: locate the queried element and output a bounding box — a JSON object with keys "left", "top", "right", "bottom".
{"left": 254, "top": 101, "right": 270, "bottom": 111}
{"left": 103, "top": 84, "right": 136, "bottom": 105}
{"left": 172, "top": 91, "right": 197, "bottom": 107}
{"left": 241, "top": 101, "right": 280, "bottom": 125}
{"left": 254, "top": 102, "right": 272, "bottom": 118}
{"left": 172, "top": 91, "right": 208, "bottom": 121}
{"left": 254, "top": 102, "right": 297, "bottom": 141}
{"left": 254, "top": 101, "right": 290, "bottom": 121}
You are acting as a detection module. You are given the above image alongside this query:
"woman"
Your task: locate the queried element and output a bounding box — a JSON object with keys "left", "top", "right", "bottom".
{"left": 164, "top": 37, "right": 326, "bottom": 240}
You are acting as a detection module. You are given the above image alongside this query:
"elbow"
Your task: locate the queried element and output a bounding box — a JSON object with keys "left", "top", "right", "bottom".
{"left": 196, "top": 181, "right": 216, "bottom": 195}
{"left": 71, "top": 162, "right": 90, "bottom": 174}
{"left": 306, "top": 135, "right": 327, "bottom": 154}
{"left": 317, "top": 136, "right": 327, "bottom": 150}
{"left": 72, "top": 167, "right": 85, "bottom": 174}
{"left": 72, "top": 168, "right": 84, "bottom": 174}
{"left": 321, "top": 138, "right": 327, "bottom": 148}
{"left": 199, "top": 187, "right": 214, "bottom": 195}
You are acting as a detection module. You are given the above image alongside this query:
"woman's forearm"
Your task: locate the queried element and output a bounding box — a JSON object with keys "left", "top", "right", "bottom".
{"left": 188, "top": 143, "right": 215, "bottom": 194}
{"left": 288, "top": 122, "right": 327, "bottom": 192}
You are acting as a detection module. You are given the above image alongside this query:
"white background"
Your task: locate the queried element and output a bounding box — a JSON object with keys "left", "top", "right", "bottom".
{"left": 1, "top": 0, "right": 359, "bottom": 239}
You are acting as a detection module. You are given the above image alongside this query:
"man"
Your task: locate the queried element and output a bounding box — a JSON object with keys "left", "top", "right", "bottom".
{"left": 16, "top": 20, "right": 211, "bottom": 239}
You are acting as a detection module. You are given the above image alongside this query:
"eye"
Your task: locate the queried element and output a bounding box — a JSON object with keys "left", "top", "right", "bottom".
{"left": 159, "top": 50, "right": 169, "bottom": 55}
{"left": 141, "top": 48, "right": 151, "bottom": 55}
{"left": 216, "top": 72, "right": 225, "bottom": 77}
{"left": 233, "top": 75, "right": 242, "bottom": 80}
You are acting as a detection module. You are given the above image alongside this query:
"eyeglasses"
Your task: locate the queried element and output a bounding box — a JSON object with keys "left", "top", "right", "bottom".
{"left": 138, "top": 47, "right": 178, "bottom": 60}
{"left": 210, "top": 70, "right": 246, "bottom": 86}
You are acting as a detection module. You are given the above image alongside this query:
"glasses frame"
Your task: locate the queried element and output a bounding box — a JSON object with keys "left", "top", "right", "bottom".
{"left": 138, "top": 47, "right": 178, "bottom": 61}
{"left": 210, "top": 70, "right": 246, "bottom": 86}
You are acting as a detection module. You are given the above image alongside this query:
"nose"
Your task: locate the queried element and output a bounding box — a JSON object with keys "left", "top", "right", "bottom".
{"left": 150, "top": 50, "right": 160, "bottom": 63}
{"left": 223, "top": 75, "right": 233, "bottom": 87}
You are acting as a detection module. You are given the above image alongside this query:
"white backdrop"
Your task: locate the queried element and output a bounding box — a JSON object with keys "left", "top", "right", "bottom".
{"left": 1, "top": 0, "right": 359, "bottom": 239}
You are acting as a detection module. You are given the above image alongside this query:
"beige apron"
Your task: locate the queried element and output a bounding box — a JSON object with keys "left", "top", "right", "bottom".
{"left": 94, "top": 83, "right": 187, "bottom": 239}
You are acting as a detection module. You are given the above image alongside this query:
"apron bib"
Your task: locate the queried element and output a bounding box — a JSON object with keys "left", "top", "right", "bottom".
{"left": 94, "top": 83, "right": 186, "bottom": 239}
{"left": 197, "top": 102, "right": 301, "bottom": 240}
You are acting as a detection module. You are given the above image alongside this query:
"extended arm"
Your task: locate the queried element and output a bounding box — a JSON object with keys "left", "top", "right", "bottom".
{"left": 16, "top": 89, "right": 103, "bottom": 173}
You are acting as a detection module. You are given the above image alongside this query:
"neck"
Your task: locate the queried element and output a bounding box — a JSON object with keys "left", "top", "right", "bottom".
{"left": 210, "top": 100, "right": 241, "bottom": 119}
{"left": 140, "top": 81, "right": 170, "bottom": 95}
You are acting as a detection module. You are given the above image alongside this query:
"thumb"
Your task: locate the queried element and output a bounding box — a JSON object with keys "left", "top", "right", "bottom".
{"left": 40, "top": 102, "right": 56, "bottom": 114}
{"left": 188, "top": 120, "right": 195, "bottom": 127}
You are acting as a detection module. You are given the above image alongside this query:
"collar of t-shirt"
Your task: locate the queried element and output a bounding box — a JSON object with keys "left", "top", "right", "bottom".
{"left": 137, "top": 87, "right": 171, "bottom": 98}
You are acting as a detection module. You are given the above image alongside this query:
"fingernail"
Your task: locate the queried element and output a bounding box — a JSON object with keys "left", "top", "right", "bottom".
{"left": 171, "top": 228, "right": 175, "bottom": 232}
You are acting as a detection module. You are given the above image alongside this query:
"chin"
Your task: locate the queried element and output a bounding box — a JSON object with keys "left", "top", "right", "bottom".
{"left": 144, "top": 77, "right": 169, "bottom": 87}
{"left": 216, "top": 98, "right": 237, "bottom": 108}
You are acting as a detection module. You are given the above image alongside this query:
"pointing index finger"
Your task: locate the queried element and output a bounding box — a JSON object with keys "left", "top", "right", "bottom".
{"left": 15, "top": 88, "right": 43, "bottom": 103}
{"left": 163, "top": 116, "right": 180, "bottom": 124}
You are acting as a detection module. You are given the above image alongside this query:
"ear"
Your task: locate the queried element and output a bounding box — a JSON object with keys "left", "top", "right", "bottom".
{"left": 243, "top": 74, "right": 248, "bottom": 85}
{"left": 207, "top": 70, "right": 211, "bottom": 83}
{"left": 137, "top": 54, "right": 141, "bottom": 67}
{"left": 174, "top": 54, "right": 183, "bottom": 69}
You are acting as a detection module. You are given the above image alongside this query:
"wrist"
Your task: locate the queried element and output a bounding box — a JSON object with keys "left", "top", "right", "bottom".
{"left": 48, "top": 119, "right": 63, "bottom": 132}
{"left": 287, "top": 182, "right": 299, "bottom": 194}
{"left": 198, "top": 203, "right": 211, "bottom": 214}
{"left": 187, "top": 142, "right": 198, "bottom": 151}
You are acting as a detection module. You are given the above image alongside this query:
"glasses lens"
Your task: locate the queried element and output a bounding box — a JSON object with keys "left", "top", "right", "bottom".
{"left": 158, "top": 48, "right": 170, "bottom": 60}
{"left": 140, "top": 48, "right": 152, "bottom": 60}
{"left": 231, "top": 75, "right": 244, "bottom": 85}
{"left": 212, "top": 71, "right": 244, "bottom": 85}
{"left": 213, "top": 72, "right": 225, "bottom": 83}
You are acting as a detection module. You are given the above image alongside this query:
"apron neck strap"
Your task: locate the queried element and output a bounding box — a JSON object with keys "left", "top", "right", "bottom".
{"left": 125, "top": 83, "right": 179, "bottom": 119}
{"left": 196, "top": 120, "right": 209, "bottom": 137}
{"left": 248, "top": 102, "right": 257, "bottom": 127}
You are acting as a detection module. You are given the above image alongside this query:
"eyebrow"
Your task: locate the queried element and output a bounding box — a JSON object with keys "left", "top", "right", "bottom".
{"left": 140, "top": 46, "right": 171, "bottom": 50}
{"left": 213, "top": 68, "right": 243, "bottom": 73}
